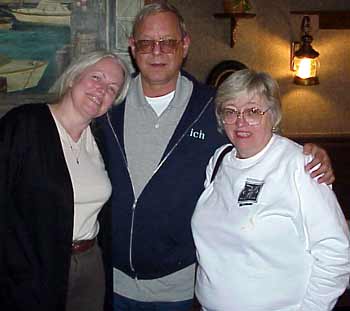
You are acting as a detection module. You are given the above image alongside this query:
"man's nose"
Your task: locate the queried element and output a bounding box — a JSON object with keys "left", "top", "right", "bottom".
{"left": 151, "top": 41, "right": 162, "bottom": 55}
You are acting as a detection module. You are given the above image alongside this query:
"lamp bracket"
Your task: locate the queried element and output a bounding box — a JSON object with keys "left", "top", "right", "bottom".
{"left": 290, "top": 41, "right": 300, "bottom": 71}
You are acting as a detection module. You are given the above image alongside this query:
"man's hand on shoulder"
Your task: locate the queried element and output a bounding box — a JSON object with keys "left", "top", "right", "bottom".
{"left": 303, "top": 143, "right": 335, "bottom": 185}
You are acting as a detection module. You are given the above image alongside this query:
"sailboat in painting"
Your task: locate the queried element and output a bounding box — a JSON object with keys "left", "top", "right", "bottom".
{"left": 0, "top": 9, "right": 14, "bottom": 29}
{"left": 0, "top": 53, "right": 48, "bottom": 92}
{"left": 10, "top": 0, "right": 71, "bottom": 26}
{"left": 0, "top": 16, "right": 13, "bottom": 30}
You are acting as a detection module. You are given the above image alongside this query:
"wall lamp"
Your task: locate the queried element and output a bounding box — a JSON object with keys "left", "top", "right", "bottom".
{"left": 290, "top": 15, "right": 320, "bottom": 86}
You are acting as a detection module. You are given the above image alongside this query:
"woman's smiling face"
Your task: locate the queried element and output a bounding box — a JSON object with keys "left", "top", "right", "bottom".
{"left": 222, "top": 93, "right": 274, "bottom": 159}
{"left": 69, "top": 57, "right": 125, "bottom": 122}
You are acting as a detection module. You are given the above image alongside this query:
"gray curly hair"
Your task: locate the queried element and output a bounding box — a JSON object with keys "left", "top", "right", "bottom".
{"left": 215, "top": 69, "right": 282, "bottom": 134}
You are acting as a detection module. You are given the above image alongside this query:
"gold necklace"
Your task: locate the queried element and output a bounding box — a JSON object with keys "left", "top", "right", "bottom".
{"left": 62, "top": 128, "right": 86, "bottom": 165}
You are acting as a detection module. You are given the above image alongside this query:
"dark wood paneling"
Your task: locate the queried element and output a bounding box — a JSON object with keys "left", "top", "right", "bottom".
{"left": 290, "top": 11, "right": 350, "bottom": 29}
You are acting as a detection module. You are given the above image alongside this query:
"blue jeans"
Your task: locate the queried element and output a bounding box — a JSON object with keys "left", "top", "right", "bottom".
{"left": 113, "top": 293, "right": 194, "bottom": 311}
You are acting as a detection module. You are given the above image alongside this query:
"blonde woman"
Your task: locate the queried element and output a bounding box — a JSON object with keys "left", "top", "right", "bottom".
{"left": 0, "top": 51, "right": 130, "bottom": 311}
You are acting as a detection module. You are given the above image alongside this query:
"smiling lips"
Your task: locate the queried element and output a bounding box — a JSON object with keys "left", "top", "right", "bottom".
{"left": 151, "top": 63, "right": 166, "bottom": 68}
{"left": 235, "top": 131, "right": 251, "bottom": 138}
{"left": 149, "top": 59, "right": 167, "bottom": 67}
{"left": 87, "top": 94, "right": 102, "bottom": 106}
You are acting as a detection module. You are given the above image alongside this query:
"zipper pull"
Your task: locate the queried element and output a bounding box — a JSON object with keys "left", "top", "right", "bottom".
{"left": 132, "top": 199, "right": 137, "bottom": 210}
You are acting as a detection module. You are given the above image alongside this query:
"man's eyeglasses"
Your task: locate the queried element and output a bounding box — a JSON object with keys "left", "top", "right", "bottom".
{"left": 134, "top": 39, "right": 181, "bottom": 54}
{"left": 221, "top": 107, "right": 271, "bottom": 126}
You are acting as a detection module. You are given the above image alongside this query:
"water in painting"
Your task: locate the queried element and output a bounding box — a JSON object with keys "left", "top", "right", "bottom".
{"left": 0, "top": 3, "right": 71, "bottom": 93}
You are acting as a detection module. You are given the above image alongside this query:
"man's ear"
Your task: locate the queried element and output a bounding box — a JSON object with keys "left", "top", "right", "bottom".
{"left": 182, "top": 34, "right": 191, "bottom": 58}
{"left": 128, "top": 37, "right": 136, "bottom": 58}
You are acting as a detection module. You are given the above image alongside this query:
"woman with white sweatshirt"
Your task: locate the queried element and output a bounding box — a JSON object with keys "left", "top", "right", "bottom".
{"left": 192, "top": 69, "right": 350, "bottom": 311}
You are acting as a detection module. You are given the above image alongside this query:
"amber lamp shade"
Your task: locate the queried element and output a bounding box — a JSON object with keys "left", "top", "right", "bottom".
{"left": 291, "top": 16, "right": 320, "bottom": 86}
{"left": 293, "top": 49, "right": 320, "bottom": 86}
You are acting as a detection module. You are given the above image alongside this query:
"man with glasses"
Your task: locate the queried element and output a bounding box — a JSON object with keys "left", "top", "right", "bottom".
{"left": 95, "top": 3, "right": 334, "bottom": 311}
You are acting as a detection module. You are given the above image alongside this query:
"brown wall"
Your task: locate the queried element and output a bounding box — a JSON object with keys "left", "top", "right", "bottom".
{"left": 169, "top": 0, "right": 350, "bottom": 136}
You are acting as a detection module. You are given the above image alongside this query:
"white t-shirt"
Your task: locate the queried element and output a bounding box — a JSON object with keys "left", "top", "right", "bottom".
{"left": 145, "top": 90, "right": 175, "bottom": 116}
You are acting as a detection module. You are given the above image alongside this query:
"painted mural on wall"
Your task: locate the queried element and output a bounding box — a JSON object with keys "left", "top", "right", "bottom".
{"left": 0, "top": 0, "right": 71, "bottom": 94}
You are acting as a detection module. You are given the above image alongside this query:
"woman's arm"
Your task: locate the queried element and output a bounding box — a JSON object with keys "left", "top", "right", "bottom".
{"left": 296, "top": 160, "right": 350, "bottom": 311}
{"left": 0, "top": 108, "right": 39, "bottom": 310}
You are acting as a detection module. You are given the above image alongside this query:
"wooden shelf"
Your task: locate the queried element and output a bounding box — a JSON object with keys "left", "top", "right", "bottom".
{"left": 290, "top": 11, "right": 350, "bottom": 29}
{"left": 214, "top": 12, "right": 256, "bottom": 48}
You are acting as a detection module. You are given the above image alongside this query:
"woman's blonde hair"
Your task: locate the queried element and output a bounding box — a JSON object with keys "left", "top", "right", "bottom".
{"left": 50, "top": 50, "right": 131, "bottom": 106}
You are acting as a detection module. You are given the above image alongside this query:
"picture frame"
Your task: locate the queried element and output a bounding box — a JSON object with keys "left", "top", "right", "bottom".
{"left": 0, "top": 0, "right": 72, "bottom": 109}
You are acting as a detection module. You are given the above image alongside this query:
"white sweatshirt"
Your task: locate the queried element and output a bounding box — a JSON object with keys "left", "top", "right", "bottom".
{"left": 191, "top": 134, "right": 350, "bottom": 311}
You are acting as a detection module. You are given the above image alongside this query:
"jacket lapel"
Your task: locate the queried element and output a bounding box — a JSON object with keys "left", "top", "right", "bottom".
{"left": 43, "top": 106, "right": 74, "bottom": 247}
{"left": 107, "top": 103, "right": 126, "bottom": 152}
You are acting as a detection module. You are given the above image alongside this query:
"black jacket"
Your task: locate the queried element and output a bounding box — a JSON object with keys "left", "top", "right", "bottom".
{"left": 94, "top": 73, "right": 228, "bottom": 280}
{"left": 0, "top": 104, "right": 112, "bottom": 311}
